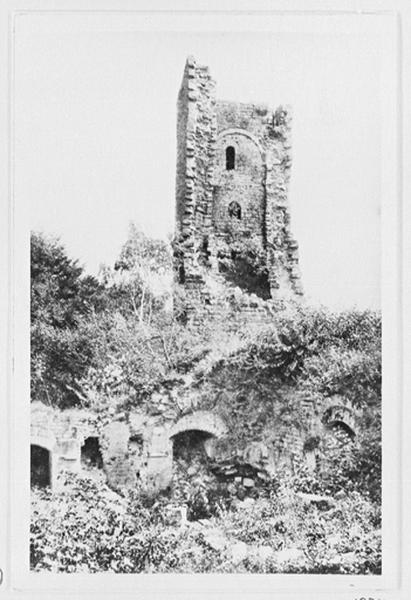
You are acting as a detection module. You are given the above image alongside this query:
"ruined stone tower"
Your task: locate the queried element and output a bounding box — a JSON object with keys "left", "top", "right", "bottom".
{"left": 175, "top": 57, "right": 302, "bottom": 313}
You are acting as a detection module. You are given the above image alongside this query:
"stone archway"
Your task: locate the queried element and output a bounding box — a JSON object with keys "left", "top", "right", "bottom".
{"left": 144, "top": 412, "right": 227, "bottom": 495}
{"left": 169, "top": 412, "right": 228, "bottom": 483}
{"left": 31, "top": 444, "right": 51, "bottom": 488}
{"left": 30, "top": 430, "right": 57, "bottom": 489}
{"left": 168, "top": 411, "right": 228, "bottom": 440}
{"left": 170, "top": 429, "right": 213, "bottom": 470}
{"left": 169, "top": 412, "right": 228, "bottom": 466}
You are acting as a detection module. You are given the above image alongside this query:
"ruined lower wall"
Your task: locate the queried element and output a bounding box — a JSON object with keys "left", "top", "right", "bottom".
{"left": 31, "top": 401, "right": 232, "bottom": 497}
{"left": 31, "top": 384, "right": 358, "bottom": 498}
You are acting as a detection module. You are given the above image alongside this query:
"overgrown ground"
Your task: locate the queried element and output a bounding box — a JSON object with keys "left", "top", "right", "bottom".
{"left": 30, "top": 228, "right": 381, "bottom": 574}
{"left": 31, "top": 469, "right": 380, "bottom": 574}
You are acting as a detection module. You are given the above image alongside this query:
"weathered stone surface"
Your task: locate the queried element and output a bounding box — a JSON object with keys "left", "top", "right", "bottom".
{"left": 174, "top": 57, "right": 303, "bottom": 322}
{"left": 31, "top": 390, "right": 359, "bottom": 501}
{"left": 242, "top": 477, "right": 255, "bottom": 488}
{"left": 203, "top": 437, "right": 218, "bottom": 459}
{"left": 168, "top": 411, "right": 228, "bottom": 439}
{"left": 100, "top": 422, "right": 136, "bottom": 491}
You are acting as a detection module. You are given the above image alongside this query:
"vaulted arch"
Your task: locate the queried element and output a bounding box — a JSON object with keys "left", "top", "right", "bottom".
{"left": 217, "top": 128, "right": 264, "bottom": 158}
{"left": 322, "top": 405, "right": 356, "bottom": 439}
{"left": 168, "top": 411, "right": 227, "bottom": 440}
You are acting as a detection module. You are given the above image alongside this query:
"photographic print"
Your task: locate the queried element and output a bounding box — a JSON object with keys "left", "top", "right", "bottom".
{"left": 19, "top": 19, "right": 385, "bottom": 576}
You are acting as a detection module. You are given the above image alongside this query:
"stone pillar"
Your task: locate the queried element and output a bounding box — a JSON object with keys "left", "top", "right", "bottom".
{"left": 101, "top": 422, "right": 136, "bottom": 493}
{"left": 145, "top": 426, "right": 173, "bottom": 496}
{"left": 55, "top": 438, "right": 81, "bottom": 477}
{"left": 51, "top": 439, "right": 80, "bottom": 491}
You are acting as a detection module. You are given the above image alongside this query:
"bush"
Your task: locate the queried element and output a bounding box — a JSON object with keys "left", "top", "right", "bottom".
{"left": 31, "top": 471, "right": 381, "bottom": 574}
{"left": 30, "top": 233, "right": 382, "bottom": 575}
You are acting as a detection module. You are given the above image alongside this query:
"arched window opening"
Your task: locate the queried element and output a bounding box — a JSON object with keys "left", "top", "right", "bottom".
{"left": 31, "top": 444, "right": 51, "bottom": 488}
{"left": 226, "top": 146, "right": 235, "bottom": 170}
{"left": 228, "top": 200, "right": 242, "bottom": 220}
{"left": 129, "top": 434, "right": 144, "bottom": 455}
{"left": 199, "top": 236, "right": 211, "bottom": 266}
{"left": 178, "top": 263, "right": 185, "bottom": 284}
{"left": 81, "top": 437, "right": 103, "bottom": 469}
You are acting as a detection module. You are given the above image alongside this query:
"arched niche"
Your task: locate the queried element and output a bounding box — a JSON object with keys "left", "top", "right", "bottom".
{"left": 171, "top": 429, "right": 214, "bottom": 465}
{"left": 168, "top": 411, "right": 228, "bottom": 440}
{"left": 31, "top": 444, "right": 51, "bottom": 488}
{"left": 322, "top": 405, "right": 356, "bottom": 441}
{"left": 81, "top": 436, "right": 103, "bottom": 469}
{"left": 169, "top": 411, "right": 228, "bottom": 465}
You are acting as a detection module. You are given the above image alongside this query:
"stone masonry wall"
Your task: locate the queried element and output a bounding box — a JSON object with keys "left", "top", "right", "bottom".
{"left": 174, "top": 57, "right": 303, "bottom": 316}
{"left": 215, "top": 100, "right": 302, "bottom": 298}
{"left": 31, "top": 390, "right": 359, "bottom": 496}
{"left": 212, "top": 129, "right": 265, "bottom": 244}
{"left": 175, "top": 56, "right": 217, "bottom": 299}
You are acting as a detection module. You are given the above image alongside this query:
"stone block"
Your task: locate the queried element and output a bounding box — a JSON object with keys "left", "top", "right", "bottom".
{"left": 58, "top": 438, "right": 81, "bottom": 460}
{"left": 242, "top": 478, "right": 255, "bottom": 488}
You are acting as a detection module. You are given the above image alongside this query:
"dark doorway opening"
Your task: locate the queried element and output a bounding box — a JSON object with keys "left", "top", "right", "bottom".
{"left": 217, "top": 250, "right": 271, "bottom": 300}
{"left": 81, "top": 437, "right": 103, "bottom": 469}
{"left": 31, "top": 444, "right": 51, "bottom": 488}
{"left": 171, "top": 430, "right": 216, "bottom": 521}
{"left": 172, "top": 430, "right": 212, "bottom": 463}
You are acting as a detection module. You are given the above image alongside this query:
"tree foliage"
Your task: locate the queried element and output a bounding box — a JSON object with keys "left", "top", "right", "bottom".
{"left": 30, "top": 228, "right": 382, "bottom": 574}
{"left": 31, "top": 227, "right": 175, "bottom": 409}
{"left": 31, "top": 233, "right": 105, "bottom": 407}
{"left": 101, "top": 224, "right": 172, "bottom": 321}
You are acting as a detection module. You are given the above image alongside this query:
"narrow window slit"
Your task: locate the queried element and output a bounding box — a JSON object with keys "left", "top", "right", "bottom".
{"left": 228, "top": 201, "right": 241, "bottom": 220}
{"left": 226, "top": 146, "right": 235, "bottom": 170}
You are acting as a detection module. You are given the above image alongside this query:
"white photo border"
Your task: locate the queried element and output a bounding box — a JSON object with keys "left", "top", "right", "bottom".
{"left": 0, "top": 1, "right": 408, "bottom": 599}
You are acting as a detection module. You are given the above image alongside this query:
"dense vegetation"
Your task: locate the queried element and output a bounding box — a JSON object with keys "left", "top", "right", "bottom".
{"left": 31, "top": 471, "right": 380, "bottom": 574}
{"left": 30, "top": 228, "right": 382, "bottom": 574}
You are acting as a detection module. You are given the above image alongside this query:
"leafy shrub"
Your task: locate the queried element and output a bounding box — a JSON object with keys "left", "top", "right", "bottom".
{"left": 30, "top": 230, "right": 381, "bottom": 574}
{"left": 31, "top": 471, "right": 381, "bottom": 574}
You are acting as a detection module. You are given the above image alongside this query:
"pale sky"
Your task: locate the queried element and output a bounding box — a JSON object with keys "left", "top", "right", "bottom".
{"left": 15, "top": 25, "right": 382, "bottom": 309}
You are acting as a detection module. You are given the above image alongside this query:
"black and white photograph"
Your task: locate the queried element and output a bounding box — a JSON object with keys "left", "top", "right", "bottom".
{"left": 25, "top": 17, "right": 383, "bottom": 576}
{"left": 2, "top": 3, "right": 408, "bottom": 595}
